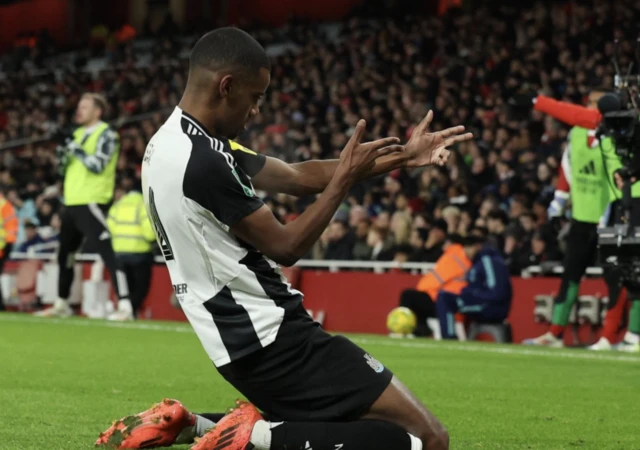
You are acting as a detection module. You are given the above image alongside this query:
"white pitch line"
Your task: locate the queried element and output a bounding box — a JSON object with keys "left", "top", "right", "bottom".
{"left": 0, "top": 314, "right": 194, "bottom": 333}
{"left": 353, "top": 338, "right": 640, "bottom": 364}
{"left": 1, "top": 314, "right": 638, "bottom": 364}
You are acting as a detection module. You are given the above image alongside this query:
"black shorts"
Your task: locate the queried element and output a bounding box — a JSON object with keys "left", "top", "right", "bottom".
{"left": 216, "top": 304, "right": 393, "bottom": 422}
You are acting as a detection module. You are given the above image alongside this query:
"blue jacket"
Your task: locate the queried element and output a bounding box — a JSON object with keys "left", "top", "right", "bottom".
{"left": 460, "top": 246, "right": 512, "bottom": 320}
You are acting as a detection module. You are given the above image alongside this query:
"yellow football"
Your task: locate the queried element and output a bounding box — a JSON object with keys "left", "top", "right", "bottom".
{"left": 386, "top": 307, "right": 418, "bottom": 335}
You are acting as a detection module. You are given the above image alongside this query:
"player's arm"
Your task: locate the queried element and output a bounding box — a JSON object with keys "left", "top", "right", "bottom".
{"left": 250, "top": 154, "right": 407, "bottom": 197}
{"left": 69, "top": 129, "right": 119, "bottom": 174}
{"left": 250, "top": 114, "right": 471, "bottom": 196}
{"left": 534, "top": 95, "right": 602, "bottom": 130}
{"left": 548, "top": 139, "right": 571, "bottom": 218}
{"left": 236, "top": 114, "right": 470, "bottom": 265}
{"left": 232, "top": 121, "right": 402, "bottom": 266}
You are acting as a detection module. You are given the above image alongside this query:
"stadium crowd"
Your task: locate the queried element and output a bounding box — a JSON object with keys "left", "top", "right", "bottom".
{"left": 0, "top": 0, "right": 637, "bottom": 272}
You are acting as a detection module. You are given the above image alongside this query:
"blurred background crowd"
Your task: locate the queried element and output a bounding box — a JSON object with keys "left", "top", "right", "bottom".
{"left": 0, "top": 0, "right": 637, "bottom": 272}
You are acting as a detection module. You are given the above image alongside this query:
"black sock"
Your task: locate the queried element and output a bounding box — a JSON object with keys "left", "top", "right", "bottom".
{"left": 270, "top": 419, "right": 413, "bottom": 450}
{"left": 197, "top": 412, "right": 276, "bottom": 423}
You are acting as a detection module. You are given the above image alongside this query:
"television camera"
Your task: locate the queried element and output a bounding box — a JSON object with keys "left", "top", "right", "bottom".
{"left": 597, "top": 40, "right": 640, "bottom": 280}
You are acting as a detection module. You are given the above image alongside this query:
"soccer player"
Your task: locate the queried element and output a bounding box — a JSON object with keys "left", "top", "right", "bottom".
{"left": 34, "top": 93, "right": 131, "bottom": 320}
{"left": 97, "top": 28, "right": 472, "bottom": 450}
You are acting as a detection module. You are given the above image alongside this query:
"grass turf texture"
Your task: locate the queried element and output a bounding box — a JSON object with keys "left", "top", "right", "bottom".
{"left": 1, "top": 313, "right": 638, "bottom": 450}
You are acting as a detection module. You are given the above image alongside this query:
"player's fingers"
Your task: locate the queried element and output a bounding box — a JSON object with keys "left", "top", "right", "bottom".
{"left": 438, "top": 149, "right": 451, "bottom": 166}
{"left": 347, "top": 120, "right": 366, "bottom": 147}
{"left": 414, "top": 110, "right": 434, "bottom": 135}
{"left": 438, "top": 125, "right": 465, "bottom": 138}
{"left": 363, "top": 137, "right": 401, "bottom": 152}
{"left": 443, "top": 132, "right": 474, "bottom": 147}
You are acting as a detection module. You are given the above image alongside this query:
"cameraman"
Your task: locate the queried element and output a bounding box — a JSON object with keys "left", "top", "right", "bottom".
{"left": 597, "top": 140, "right": 640, "bottom": 352}
{"left": 517, "top": 91, "right": 635, "bottom": 351}
{"left": 524, "top": 122, "right": 611, "bottom": 348}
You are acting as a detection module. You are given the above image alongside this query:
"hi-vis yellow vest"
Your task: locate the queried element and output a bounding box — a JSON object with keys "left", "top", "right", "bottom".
{"left": 107, "top": 192, "right": 156, "bottom": 254}
{"left": 64, "top": 122, "right": 118, "bottom": 206}
{"left": 568, "top": 127, "right": 610, "bottom": 223}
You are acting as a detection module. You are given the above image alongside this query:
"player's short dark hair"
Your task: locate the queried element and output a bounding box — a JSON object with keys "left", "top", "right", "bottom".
{"left": 189, "top": 27, "right": 271, "bottom": 75}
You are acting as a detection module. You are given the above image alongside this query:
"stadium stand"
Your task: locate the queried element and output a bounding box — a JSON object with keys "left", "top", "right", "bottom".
{"left": 0, "top": 0, "right": 638, "bottom": 272}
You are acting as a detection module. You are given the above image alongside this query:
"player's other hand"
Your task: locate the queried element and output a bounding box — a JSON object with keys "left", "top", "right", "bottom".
{"left": 405, "top": 110, "right": 473, "bottom": 168}
{"left": 336, "top": 119, "right": 404, "bottom": 182}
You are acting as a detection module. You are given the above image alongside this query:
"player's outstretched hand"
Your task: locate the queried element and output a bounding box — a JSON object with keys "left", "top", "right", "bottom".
{"left": 336, "top": 119, "right": 404, "bottom": 182}
{"left": 405, "top": 110, "right": 473, "bottom": 168}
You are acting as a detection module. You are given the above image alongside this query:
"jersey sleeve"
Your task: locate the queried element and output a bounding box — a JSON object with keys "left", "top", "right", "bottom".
{"left": 184, "top": 138, "right": 265, "bottom": 227}
{"left": 228, "top": 140, "right": 266, "bottom": 177}
{"left": 534, "top": 95, "right": 602, "bottom": 130}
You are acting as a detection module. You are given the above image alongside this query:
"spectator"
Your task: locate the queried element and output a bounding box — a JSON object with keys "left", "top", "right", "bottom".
{"left": 324, "top": 221, "right": 354, "bottom": 261}
{"left": 486, "top": 209, "right": 508, "bottom": 254}
{"left": 6, "top": 188, "right": 39, "bottom": 246}
{"left": 422, "top": 219, "right": 448, "bottom": 262}
{"left": 17, "top": 222, "right": 44, "bottom": 253}
{"left": 2, "top": 0, "right": 638, "bottom": 269}
{"left": 408, "top": 227, "right": 428, "bottom": 262}
{"left": 441, "top": 206, "right": 461, "bottom": 235}
{"left": 390, "top": 211, "right": 412, "bottom": 246}
{"left": 366, "top": 226, "right": 393, "bottom": 261}
{"left": 352, "top": 218, "right": 372, "bottom": 260}
{"left": 511, "top": 230, "right": 562, "bottom": 274}
{"left": 348, "top": 205, "right": 367, "bottom": 228}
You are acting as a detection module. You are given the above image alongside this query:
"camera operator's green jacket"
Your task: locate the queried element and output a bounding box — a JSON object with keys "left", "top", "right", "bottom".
{"left": 568, "top": 127, "right": 612, "bottom": 223}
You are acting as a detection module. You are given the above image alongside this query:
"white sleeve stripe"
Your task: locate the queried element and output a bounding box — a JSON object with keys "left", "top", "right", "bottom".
{"left": 182, "top": 114, "right": 235, "bottom": 170}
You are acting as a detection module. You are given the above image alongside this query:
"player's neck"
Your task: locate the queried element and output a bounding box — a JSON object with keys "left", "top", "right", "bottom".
{"left": 179, "top": 94, "right": 217, "bottom": 136}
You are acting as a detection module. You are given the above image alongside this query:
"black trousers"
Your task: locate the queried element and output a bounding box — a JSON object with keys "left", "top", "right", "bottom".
{"left": 555, "top": 220, "right": 598, "bottom": 305}
{"left": 0, "top": 243, "right": 12, "bottom": 310}
{"left": 399, "top": 289, "right": 436, "bottom": 336}
{"left": 117, "top": 253, "right": 153, "bottom": 317}
{"left": 58, "top": 204, "right": 129, "bottom": 301}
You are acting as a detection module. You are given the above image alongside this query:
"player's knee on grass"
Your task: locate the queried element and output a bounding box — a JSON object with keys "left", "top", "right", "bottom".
{"left": 363, "top": 376, "right": 449, "bottom": 450}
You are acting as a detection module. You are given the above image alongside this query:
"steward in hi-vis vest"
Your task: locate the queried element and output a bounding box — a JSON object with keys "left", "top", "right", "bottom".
{"left": 35, "top": 93, "right": 132, "bottom": 321}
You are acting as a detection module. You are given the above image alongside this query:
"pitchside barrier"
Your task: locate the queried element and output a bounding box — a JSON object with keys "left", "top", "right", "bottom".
{"left": 2, "top": 252, "right": 616, "bottom": 345}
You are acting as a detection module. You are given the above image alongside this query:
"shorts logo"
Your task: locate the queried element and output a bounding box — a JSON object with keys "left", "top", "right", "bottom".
{"left": 364, "top": 353, "right": 384, "bottom": 373}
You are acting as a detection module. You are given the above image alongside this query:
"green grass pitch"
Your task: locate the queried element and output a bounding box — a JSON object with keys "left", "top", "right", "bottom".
{"left": 1, "top": 313, "right": 639, "bottom": 450}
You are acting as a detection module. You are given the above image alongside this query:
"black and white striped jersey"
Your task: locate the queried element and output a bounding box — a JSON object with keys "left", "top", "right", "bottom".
{"left": 141, "top": 107, "right": 303, "bottom": 367}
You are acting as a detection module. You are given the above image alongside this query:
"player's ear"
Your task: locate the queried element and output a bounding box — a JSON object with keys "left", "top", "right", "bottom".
{"left": 219, "top": 75, "right": 234, "bottom": 99}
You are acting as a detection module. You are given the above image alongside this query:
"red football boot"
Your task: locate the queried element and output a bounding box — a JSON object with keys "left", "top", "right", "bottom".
{"left": 191, "top": 401, "right": 263, "bottom": 450}
{"left": 96, "top": 398, "right": 195, "bottom": 449}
